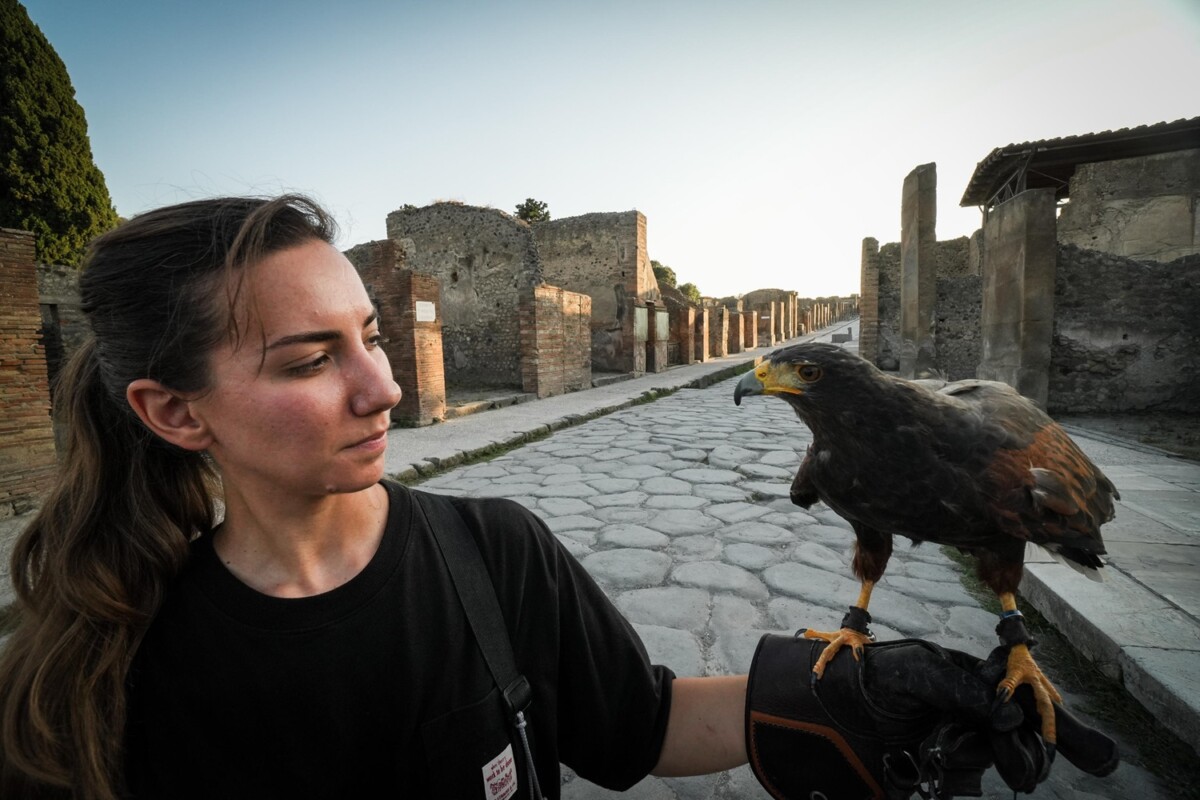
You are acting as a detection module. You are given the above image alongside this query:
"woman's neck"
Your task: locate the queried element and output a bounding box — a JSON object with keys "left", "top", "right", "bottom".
{"left": 212, "top": 482, "right": 389, "bottom": 598}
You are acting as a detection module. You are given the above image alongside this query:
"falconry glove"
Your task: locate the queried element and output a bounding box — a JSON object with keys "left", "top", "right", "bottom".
{"left": 745, "top": 633, "right": 1119, "bottom": 799}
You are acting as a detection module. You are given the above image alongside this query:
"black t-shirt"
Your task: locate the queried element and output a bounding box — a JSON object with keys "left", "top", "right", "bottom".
{"left": 124, "top": 482, "right": 674, "bottom": 798}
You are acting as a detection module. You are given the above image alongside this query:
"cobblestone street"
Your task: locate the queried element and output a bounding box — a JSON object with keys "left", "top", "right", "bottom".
{"left": 417, "top": 373, "right": 1172, "bottom": 799}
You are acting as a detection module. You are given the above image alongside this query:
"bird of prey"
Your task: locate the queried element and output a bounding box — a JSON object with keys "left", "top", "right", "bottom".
{"left": 733, "top": 342, "right": 1118, "bottom": 747}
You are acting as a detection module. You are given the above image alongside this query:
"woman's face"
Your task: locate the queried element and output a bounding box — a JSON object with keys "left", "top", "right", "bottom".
{"left": 187, "top": 238, "right": 401, "bottom": 500}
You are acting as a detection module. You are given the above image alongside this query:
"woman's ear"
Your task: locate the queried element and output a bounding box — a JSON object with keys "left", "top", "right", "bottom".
{"left": 126, "top": 379, "right": 213, "bottom": 451}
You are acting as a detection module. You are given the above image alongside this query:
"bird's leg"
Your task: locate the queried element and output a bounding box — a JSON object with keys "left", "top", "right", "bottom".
{"left": 803, "top": 580, "right": 877, "bottom": 681}
{"left": 996, "top": 592, "right": 1062, "bottom": 750}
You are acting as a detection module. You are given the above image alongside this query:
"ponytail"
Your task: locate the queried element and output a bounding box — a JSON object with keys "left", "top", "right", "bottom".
{"left": 0, "top": 194, "right": 335, "bottom": 798}
{"left": 0, "top": 339, "right": 218, "bottom": 799}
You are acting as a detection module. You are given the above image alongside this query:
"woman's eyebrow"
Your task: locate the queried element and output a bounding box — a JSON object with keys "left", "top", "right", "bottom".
{"left": 265, "top": 311, "right": 379, "bottom": 351}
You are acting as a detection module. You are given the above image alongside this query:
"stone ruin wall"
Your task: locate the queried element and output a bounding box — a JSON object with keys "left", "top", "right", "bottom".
{"left": 386, "top": 203, "right": 542, "bottom": 389}
{"left": 1051, "top": 245, "right": 1200, "bottom": 413}
{"left": 865, "top": 237, "right": 978, "bottom": 377}
{"left": 931, "top": 237, "right": 980, "bottom": 381}
{"left": 1057, "top": 149, "right": 1200, "bottom": 264}
{"left": 533, "top": 211, "right": 657, "bottom": 373}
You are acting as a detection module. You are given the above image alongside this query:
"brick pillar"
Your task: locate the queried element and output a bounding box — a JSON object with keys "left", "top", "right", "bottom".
{"left": 351, "top": 240, "right": 445, "bottom": 426}
{"left": 900, "top": 162, "right": 938, "bottom": 378}
{"left": 521, "top": 285, "right": 565, "bottom": 397}
{"left": 565, "top": 290, "right": 592, "bottom": 391}
{"left": 743, "top": 311, "right": 758, "bottom": 349}
{"left": 978, "top": 188, "right": 1058, "bottom": 408}
{"left": 670, "top": 305, "right": 696, "bottom": 365}
{"left": 709, "top": 307, "right": 729, "bottom": 357}
{"left": 726, "top": 311, "right": 744, "bottom": 354}
{"left": 694, "top": 308, "right": 710, "bottom": 362}
{"left": 859, "top": 238, "right": 880, "bottom": 363}
{"left": 0, "top": 228, "right": 57, "bottom": 515}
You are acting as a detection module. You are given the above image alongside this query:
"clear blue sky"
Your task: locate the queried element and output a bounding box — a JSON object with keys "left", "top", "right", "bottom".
{"left": 21, "top": 0, "right": 1200, "bottom": 298}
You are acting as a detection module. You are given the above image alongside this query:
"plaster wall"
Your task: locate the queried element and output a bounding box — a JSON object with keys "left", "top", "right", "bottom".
{"left": 1057, "top": 149, "right": 1200, "bottom": 263}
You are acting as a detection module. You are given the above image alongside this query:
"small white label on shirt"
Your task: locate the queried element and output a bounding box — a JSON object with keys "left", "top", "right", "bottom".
{"left": 482, "top": 743, "right": 518, "bottom": 800}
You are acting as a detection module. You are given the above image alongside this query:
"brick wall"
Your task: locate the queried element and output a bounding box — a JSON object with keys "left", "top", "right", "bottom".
{"left": 0, "top": 228, "right": 56, "bottom": 515}
{"left": 520, "top": 285, "right": 593, "bottom": 398}
{"left": 347, "top": 240, "right": 446, "bottom": 426}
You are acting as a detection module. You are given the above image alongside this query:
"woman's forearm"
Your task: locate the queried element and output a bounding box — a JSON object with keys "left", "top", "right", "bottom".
{"left": 651, "top": 675, "right": 749, "bottom": 776}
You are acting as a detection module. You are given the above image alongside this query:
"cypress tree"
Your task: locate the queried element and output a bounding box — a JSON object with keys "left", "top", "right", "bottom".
{"left": 0, "top": 0, "right": 118, "bottom": 265}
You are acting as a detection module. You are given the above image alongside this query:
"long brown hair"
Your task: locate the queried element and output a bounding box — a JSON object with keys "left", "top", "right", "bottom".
{"left": 0, "top": 195, "right": 336, "bottom": 799}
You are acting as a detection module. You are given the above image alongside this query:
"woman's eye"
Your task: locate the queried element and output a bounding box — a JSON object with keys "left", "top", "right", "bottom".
{"left": 288, "top": 355, "right": 330, "bottom": 376}
{"left": 367, "top": 333, "right": 388, "bottom": 348}
{"left": 798, "top": 365, "right": 822, "bottom": 382}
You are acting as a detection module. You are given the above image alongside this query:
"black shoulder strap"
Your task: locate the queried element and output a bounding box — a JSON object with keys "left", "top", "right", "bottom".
{"left": 412, "top": 489, "right": 547, "bottom": 800}
{"left": 411, "top": 490, "right": 532, "bottom": 718}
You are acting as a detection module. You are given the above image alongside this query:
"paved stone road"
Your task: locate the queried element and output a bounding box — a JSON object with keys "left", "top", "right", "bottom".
{"left": 420, "top": 374, "right": 1171, "bottom": 799}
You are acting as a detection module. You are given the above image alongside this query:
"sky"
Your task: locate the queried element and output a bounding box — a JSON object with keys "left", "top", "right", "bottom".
{"left": 20, "top": 0, "right": 1200, "bottom": 298}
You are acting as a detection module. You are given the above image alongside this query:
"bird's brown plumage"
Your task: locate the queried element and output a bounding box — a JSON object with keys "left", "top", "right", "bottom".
{"left": 734, "top": 342, "right": 1116, "bottom": 595}
{"left": 734, "top": 342, "right": 1119, "bottom": 743}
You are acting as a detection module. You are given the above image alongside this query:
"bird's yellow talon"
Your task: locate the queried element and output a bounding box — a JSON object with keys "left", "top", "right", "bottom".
{"left": 801, "top": 626, "right": 873, "bottom": 680}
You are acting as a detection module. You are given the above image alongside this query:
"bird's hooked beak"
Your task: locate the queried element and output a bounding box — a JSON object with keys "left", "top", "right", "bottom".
{"left": 734, "top": 361, "right": 803, "bottom": 406}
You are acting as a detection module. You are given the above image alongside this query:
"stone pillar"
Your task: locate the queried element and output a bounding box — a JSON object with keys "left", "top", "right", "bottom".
{"left": 726, "top": 311, "right": 744, "bottom": 354}
{"left": 978, "top": 188, "right": 1058, "bottom": 408}
{"left": 631, "top": 301, "right": 647, "bottom": 374}
{"left": 645, "top": 301, "right": 668, "bottom": 373}
{"left": 899, "top": 162, "right": 938, "bottom": 378}
{"left": 694, "top": 307, "right": 710, "bottom": 362}
{"left": 0, "top": 228, "right": 58, "bottom": 516}
{"left": 743, "top": 310, "right": 758, "bottom": 350}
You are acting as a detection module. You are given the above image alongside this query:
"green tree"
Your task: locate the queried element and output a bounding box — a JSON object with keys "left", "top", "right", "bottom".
{"left": 650, "top": 260, "right": 677, "bottom": 288}
{"left": 0, "top": 0, "right": 118, "bottom": 265}
{"left": 514, "top": 197, "right": 550, "bottom": 223}
{"left": 678, "top": 282, "right": 702, "bottom": 303}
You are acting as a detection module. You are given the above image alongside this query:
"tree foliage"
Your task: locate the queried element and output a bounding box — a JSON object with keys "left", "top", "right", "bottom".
{"left": 650, "top": 260, "right": 677, "bottom": 288}
{"left": 514, "top": 197, "right": 550, "bottom": 223}
{"left": 678, "top": 282, "right": 702, "bottom": 303}
{"left": 0, "top": 0, "right": 118, "bottom": 265}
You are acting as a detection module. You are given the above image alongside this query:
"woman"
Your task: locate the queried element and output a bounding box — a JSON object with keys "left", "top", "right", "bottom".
{"left": 0, "top": 195, "right": 1086, "bottom": 799}
{"left": 0, "top": 196, "right": 745, "bottom": 798}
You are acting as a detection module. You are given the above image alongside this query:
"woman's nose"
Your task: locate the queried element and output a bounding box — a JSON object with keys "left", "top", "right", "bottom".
{"left": 351, "top": 349, "right": 402, "bottom": 417}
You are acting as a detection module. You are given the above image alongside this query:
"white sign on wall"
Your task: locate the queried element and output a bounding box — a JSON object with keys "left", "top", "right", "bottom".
{"left": 415, "top": 301, "right": 436, "bottom": 322}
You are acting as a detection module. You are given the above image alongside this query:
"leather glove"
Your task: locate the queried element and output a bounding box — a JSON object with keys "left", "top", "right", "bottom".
{"left": 745, "top": 633, "right": 1120, "bottom": 799}
{"left": 746, "top": 633, "right": 1020, "bottom": 799}
{"left": 969, "top": 646, "right": 1119, "bottom": 793}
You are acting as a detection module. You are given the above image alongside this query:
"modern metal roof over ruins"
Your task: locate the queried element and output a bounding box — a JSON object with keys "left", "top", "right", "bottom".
{"left": 960, "top": 116, "right": 1200, "bottom": 209}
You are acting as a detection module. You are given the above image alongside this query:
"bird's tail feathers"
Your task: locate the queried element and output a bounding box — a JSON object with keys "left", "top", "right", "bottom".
{"left": 1024, "top": 542, "right": 1106, "bottom": 582}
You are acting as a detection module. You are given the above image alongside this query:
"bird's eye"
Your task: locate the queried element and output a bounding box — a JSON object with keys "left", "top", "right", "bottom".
{"left": 798, "top": 365, "right": 822, "bottom": 382}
